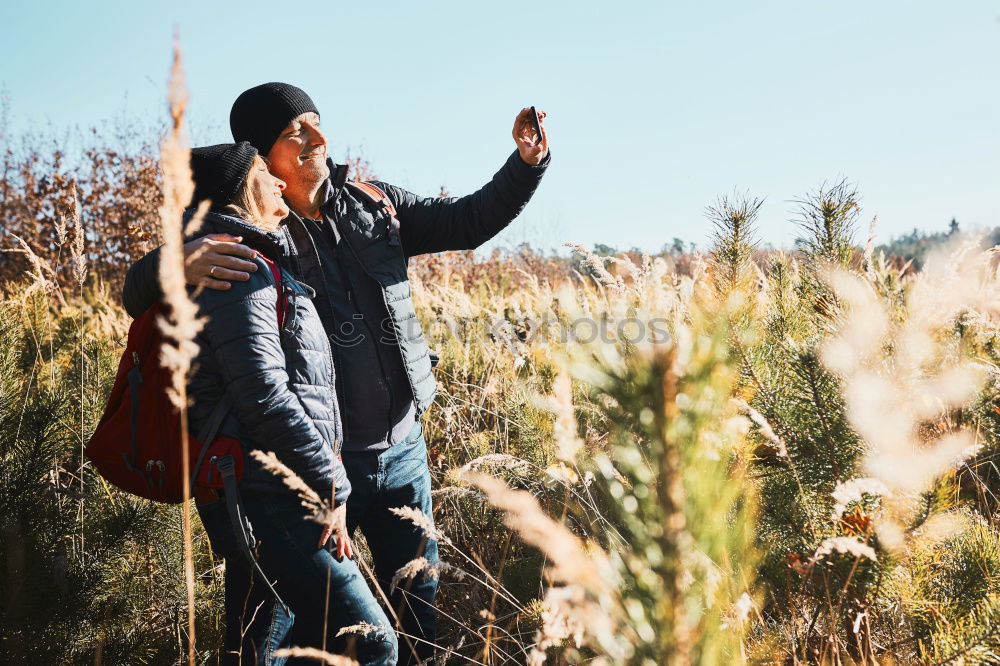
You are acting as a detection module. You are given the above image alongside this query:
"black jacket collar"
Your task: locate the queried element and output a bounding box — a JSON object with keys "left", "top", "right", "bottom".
{"left": 320, "top": 160, "right": 350, "bottom": 207}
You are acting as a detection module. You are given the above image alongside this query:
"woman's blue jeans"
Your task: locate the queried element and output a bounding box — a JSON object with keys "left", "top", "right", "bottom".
{"left": 197, "top": 491, "right": 397, "bottom": 665}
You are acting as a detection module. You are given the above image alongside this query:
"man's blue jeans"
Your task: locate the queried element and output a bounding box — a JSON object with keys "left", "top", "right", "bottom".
{"left": 197, "top": 491, "right": 397, "bottom": 665}
{"left": 343, "top": 422, "right": 439, "bottom": 666}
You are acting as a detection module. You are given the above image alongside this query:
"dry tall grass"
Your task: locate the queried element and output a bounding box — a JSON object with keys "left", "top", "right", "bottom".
{"left": 154, "top": 43, "right": 206, "bottom": 666}
{"left": 3, "top": 68, "right": 1000, "bottom": 666}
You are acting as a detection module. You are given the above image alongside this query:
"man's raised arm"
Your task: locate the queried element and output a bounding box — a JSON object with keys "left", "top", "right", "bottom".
{"left": 388, "top": 108, "right": 551, "bottom": 258}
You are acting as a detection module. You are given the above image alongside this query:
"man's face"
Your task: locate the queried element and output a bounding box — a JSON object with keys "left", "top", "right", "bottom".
{"left": 265, "top": 111, "right": 329, "bottom": 193}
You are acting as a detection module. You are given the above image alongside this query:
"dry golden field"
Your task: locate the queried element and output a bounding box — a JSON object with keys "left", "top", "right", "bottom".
{"left": 2, "top": 59, "right": 1000, "bottom": 666}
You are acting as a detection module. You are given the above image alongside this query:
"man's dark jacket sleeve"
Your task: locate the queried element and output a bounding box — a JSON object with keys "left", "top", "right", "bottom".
{"left": 122, "top": 247, "right": 164, "bottom": 318}
{"left": 379, "top": 149, "right": 550, "bottom": 258}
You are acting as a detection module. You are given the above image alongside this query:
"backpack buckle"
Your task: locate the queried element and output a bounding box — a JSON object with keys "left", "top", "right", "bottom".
{"left": 206, "top": 455, "right": 218, "bottom": 485}
{"left": 216, "top": 455, "right": 236, "bottom": 479}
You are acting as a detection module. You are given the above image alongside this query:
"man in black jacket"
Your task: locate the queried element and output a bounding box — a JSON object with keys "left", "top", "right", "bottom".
{"left": 123, "top": 83, "right": 549, "bottom": 664}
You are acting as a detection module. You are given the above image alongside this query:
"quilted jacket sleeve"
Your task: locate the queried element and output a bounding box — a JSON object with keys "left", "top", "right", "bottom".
{"left": 382, "top": 149, "right": 550, "bottom": 258}
{"left": 122, "top": 246, "right": 164, "bottom": 318}
{"left": 198, "top": 260, "right": 342, "bottom": 502}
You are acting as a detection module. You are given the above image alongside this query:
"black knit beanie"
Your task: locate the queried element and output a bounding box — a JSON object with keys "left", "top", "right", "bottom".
{"left": 229, "top": 82, "right": 319, "bottom": 156}
{"left": 189, "top": 142, "right": 258, "bottom": 208}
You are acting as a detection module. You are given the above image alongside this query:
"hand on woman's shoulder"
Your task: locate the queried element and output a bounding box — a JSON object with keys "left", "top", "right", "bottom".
{"left": 192, "top": 254, "right": 278, "bottom": 314}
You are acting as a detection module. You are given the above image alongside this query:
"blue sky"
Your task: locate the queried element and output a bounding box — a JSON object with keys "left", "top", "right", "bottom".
{"left": 1, "top": 1, "right": 997, "bottom": 252}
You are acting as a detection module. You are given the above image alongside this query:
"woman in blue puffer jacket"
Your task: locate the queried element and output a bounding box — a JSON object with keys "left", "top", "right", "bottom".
{"left": 183, "top": 142, "right": 396, "bottom": 666}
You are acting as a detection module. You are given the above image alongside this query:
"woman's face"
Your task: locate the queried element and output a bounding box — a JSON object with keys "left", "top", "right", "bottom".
{"left": 248, "top": 156, "right": 289, "bottom": 228}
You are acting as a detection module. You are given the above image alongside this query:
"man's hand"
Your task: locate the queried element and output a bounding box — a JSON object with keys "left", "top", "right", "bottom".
{"left": 184, "top": 234, "right": 259, "bottom": 290}
{"left": 513, "top": 107, "right": 549, "bottom": 166}
{"left": 318, "top": 503, "right": 354, "bottom": 560}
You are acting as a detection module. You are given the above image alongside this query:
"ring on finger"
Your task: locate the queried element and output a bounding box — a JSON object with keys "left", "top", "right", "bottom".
{"left": 209, "top": 265, "right": 218, "bottom": 277}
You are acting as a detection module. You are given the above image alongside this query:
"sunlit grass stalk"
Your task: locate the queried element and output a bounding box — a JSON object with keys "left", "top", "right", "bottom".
{"left": 155, "top": 41, "right": 205, "bottom": 666}
{"left": 388, "top": 505, "right": 524, "bottom": 610}
{"left": 653, "top": 347, "right": 692, "bottom": 663}
{"left": 69, "top": 182, "right": 87, "bottom": 554}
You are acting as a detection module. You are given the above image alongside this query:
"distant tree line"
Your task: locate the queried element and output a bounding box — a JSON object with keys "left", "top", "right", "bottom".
{"left": 877, "top": 218, "right": 1000, "bottom": 268}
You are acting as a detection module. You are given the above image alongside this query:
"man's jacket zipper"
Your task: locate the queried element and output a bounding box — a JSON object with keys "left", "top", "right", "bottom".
{"left": 330, "top": 201, "right": 402, "bottom": 447}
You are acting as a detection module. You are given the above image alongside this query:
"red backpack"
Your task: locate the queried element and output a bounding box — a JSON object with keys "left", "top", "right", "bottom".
{"left": 86, "top": 256, "right": 286, "bottom": 503}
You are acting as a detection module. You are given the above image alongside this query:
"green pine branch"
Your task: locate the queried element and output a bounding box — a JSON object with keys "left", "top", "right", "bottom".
{"left": 926, "top": 592, "right": 1000, "bottom": 665}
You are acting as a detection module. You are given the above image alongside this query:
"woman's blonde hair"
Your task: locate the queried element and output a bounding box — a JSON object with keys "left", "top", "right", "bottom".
{"left": 222, "top": 155, "right": 277, "bottom": 230}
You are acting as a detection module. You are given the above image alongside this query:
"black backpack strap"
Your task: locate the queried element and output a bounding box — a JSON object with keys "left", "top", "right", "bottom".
{"left": 123, "top": 351, "right": 144, "bottom": 476}
{"left": 217, "top": 455, "right": 289, "bottom": 613}
{"left": 189, "top": 397, "right": 288, "bottom": 613}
